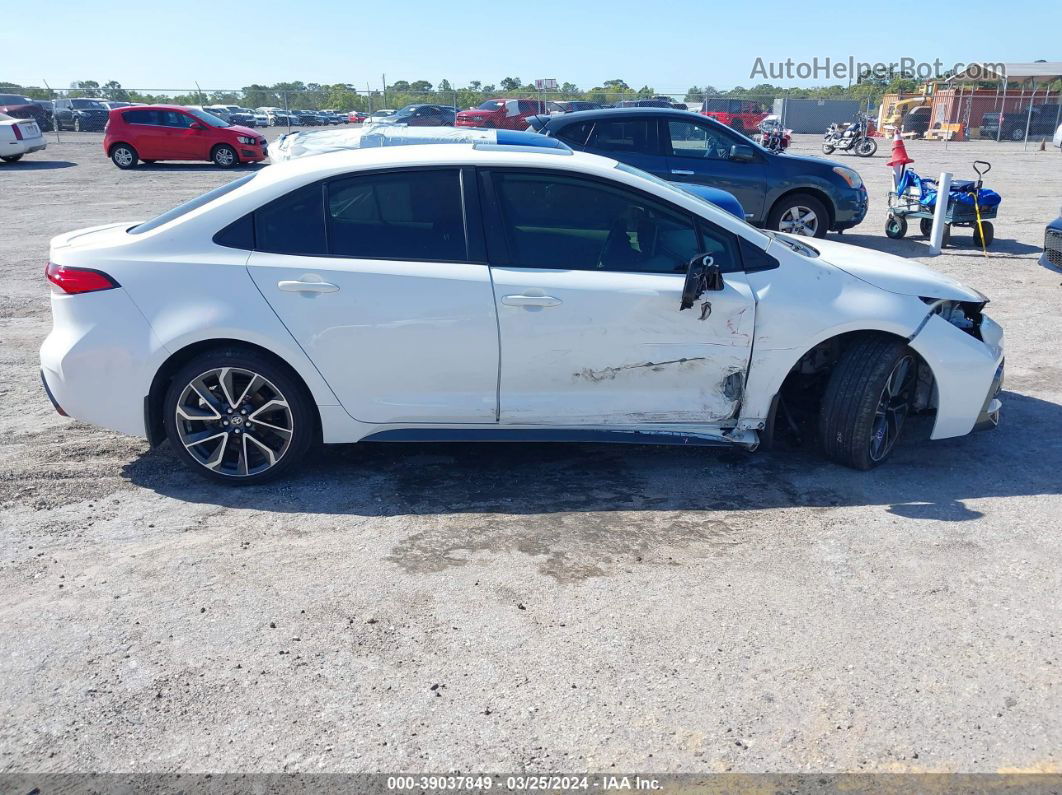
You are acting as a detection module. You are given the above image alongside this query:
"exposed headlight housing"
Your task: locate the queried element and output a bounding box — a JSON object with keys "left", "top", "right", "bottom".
{"left": 921, "top": 297, "right": 985, "bottom": 339}
{"left": 832, "top": 166, "right": 863, "bottom": 190}
{"left": 236, "top": 135, "right": 257, "bottom": 145}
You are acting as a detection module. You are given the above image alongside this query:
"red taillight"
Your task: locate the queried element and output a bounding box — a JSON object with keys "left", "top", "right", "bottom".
{"left": 45, "top": 262, "right": 120, "bottom": 295}
{"left": 12, "top": 123, "right": 22, "bottom": 141}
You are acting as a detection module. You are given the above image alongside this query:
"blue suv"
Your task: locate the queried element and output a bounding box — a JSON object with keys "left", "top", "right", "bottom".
{"left": 529, "top": 107, "right": 868, "bottom": 238}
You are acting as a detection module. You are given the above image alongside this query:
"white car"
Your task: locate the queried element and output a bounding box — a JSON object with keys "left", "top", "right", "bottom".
{"left": 0, "top": 112, "right": 46, "bottom": 162}
{"left": 41, "top": 144, "right": 1004, "bottom": 482}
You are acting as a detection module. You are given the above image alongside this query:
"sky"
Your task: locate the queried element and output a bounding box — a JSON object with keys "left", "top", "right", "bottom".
{"left": 3, "top": 0, "right": 1058, "bottom": 93}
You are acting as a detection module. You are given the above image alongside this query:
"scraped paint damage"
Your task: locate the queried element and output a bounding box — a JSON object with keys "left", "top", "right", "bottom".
{"left": 574, "top": 357, "right": 708, "bottom": 383}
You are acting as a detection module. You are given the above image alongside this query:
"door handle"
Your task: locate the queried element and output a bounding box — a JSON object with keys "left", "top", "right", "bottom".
{"left": 670, "top": 169, "right": 695, "bottom": 176}
{"left": 277, "top": 279, "right": 339, "bottom": 294}
{"left": 501, "top": 294, "right": 562, "bottom": 308}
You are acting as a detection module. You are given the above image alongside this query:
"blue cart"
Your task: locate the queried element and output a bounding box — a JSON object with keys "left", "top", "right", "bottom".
{"left": 885, "top": 161, "right": 1000, "bottom": 247}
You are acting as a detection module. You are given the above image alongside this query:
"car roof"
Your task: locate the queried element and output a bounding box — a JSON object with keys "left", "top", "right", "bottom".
{"left": 545, "top": 106, "right": 709, "bottom": 124}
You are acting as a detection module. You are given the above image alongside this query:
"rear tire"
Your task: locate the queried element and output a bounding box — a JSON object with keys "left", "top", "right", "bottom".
{"left": 110, "top": 143, "right": 138, "bottom": 169}
{"left": 211, "top": 144, "right": 238, "bottom": 168}
{"left": 163, "top": 348, "right": 315, "bottom": 485}
{"left": 1, "top": 154, "right": 23, "bottom": 163}
{"left": 856, "top": 138, "right": 877, "bottom": 156}
{"left": 818, "top": 336, "right": 918, "bottom": 470}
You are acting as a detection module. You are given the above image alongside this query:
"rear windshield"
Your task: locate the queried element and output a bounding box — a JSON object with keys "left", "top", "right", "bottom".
{"left": 71, "top": 99, "right": 106, "bottom": 109}
{"left": 478, "top": 100, "right": 504, "bottom": 110}
{"left": 129, "top": 174, "right": 256, "bottom": 235}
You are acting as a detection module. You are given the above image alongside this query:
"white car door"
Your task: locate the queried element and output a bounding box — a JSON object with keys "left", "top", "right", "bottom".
{"left": 246, "top": 167, "right": 500, "bottom": 424}
{"left": 484, "top": 169, "right": 756, "bottom": 426}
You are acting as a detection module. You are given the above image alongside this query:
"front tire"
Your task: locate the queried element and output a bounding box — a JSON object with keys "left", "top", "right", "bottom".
{"left": 110, "top": 143, "right": 138, "bottom": 169}
{"left": 819, "top": 337, "right": 918, "bottom": 470}
{"left": 973, "top": 221, "right": 994, "bottom": 247}
{"left": 885, "top": 214, "right": 907, "bottom": 239}
{"left": 822, "top": 143, "right": 836, "bottom": 154}
{"left": 163, "top": 348, "right": 315, "bottom": 484}
{"left": 767, "top": 193, "right": 829, "bottom": 238}
{"left": 73, "top": 116, "right": 82, "bottom": 132}
{"left": 211, "top": 144, "right": 238, "bottom": 168}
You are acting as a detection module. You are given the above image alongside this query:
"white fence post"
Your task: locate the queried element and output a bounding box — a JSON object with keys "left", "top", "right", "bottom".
{"left": 928, "top": 172, "right": 953, "bottom": 256}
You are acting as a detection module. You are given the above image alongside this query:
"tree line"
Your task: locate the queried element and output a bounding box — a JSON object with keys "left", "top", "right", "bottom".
{"left": 1, "top": 75, "right": 959, "bottom": 112}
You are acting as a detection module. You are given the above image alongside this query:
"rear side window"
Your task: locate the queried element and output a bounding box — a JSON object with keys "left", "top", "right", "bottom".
{"left": 254, "top": 183, "right": 326, "bottom": 256}
{"left": 553, "top": 122, "right": 592, "bottom": 147}
{"left": 326, "top": 169, "right": 465, "bottom": 261}
{"left": 588, "top": 119, "right": 653, "bottom": 153}
{"left": 123, "top": 109, "right": 161, "bottom": 125}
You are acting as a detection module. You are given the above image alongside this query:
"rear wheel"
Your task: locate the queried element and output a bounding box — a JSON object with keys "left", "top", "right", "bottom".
{"left": 1008, "top": 126, "right": 1025, "bottom": 141}
{"left": 1, "top": 154, "right": 23, "bottom": 163}
{"left": 768, "top": 193, "right": 829, "bottom": 238}
{"left": 110, "top": 143, "right": 138, "bottom": 169}
{"left": 211, "top": 144, "right": 238, "bottom": 168}
{"left": 163, "top": 349, "right": 315, "bottom": 484}
{"left": 919, "top": 218, "right": 933, "bottom": 237}
{"left": 819, "top": 337, "right": 918, "bottom": 470}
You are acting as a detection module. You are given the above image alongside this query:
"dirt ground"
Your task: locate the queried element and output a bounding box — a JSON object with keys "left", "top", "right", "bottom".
{"left": 1, "top": 129, "right": 1060, "bottom": 775}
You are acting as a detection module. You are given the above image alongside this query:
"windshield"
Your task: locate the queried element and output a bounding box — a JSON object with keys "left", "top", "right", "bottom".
{"left": 129, "top": 174, "right": 256, "bottom": 235}
{"left": 71, "top": 99, "right": 106, "bottom": 109}
{"left": 0, "top": 94, "right": 33, "bottom": 105}
{"left": 185, "top": 108, "right": 231, "bottom": 127}
{"left": 478, "top": 100, "right": 504, "bottom": 110}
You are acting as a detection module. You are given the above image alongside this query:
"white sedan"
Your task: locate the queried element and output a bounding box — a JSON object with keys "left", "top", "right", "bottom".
{"left": 41, "top": 143, "right": 1004, "bottom": 483}
{"left": 0, "top": 112, "right": 46, "bottom": 162}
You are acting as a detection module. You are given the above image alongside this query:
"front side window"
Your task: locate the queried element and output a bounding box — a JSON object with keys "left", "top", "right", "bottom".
{"left": 161, "top": 111, "right": 195, "bottom": 128}
{"left": 667, "top": 120, "right": 737, "bottom": 160}
{"left": 553, "top": 121, "right": 592, "bottom": 147}
{"left": 493, "top": 172, "right": 703, "bottom": 274}
{"left": 587, "top": 119, "right": 653, "bottom": 153}
{"left": 326, "top": 169, "right": 465, "bottom": 261}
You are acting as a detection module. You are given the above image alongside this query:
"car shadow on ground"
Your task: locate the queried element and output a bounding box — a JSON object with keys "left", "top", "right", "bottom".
{"left": 838, "top": 232, "right": 1042, "bottom": 257}
{"left": 122, "top": 391, "right": 1061, "bottom": 522}
{"left": 133, "top": 163, "right": 266, "bottom": 173}
{"left": 1, "top": 160, "right": 77, "bottom": 170}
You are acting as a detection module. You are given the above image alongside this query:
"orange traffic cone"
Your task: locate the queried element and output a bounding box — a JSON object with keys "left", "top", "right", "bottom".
{"left": 886, "top": 131, "right": 914, "bottom": 189}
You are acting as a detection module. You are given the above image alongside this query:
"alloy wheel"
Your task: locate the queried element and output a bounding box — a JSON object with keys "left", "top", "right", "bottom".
{"left": 778, "top": 206, "right": 819, "bottom": 236}
{"left": 113, "top": 147, "right": 134, "bottom": 167}
{"left": 869, "top": 355, "right": 915, "bottom": 462}
{"left": 174, "top": 367, "right": 293, "bottom": 478}
{"left": 214, "top": 147, "right": 236, "bottom": 166}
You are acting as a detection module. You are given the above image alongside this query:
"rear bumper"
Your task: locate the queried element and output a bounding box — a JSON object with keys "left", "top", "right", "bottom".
{"left": 40, "top": 288, "right": 161, "bottom": 439}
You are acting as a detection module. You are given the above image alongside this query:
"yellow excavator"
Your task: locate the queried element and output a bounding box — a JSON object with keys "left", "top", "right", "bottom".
{"left": 881, "top": 96, "right": 929, "bottom": 135}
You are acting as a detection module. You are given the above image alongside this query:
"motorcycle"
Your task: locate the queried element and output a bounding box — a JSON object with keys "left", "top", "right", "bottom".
{"left": 822, "top": 114, "right": 877, "bottom": 157}
{"left": 756, "top": 118, "right": 791, "bottom": 153}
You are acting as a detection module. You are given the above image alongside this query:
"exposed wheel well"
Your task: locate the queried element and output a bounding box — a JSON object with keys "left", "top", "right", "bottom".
{"left": 108, "top": 141, "right": 134, "bottom": 155}
{"left": 145, "top": 339, "right": 321, "bottom": 447}
{"left": 767, "top": 330, "right": 935, "bottom": 447}
{"left": 768, "top": 187, "right": 836, "bottom": 230}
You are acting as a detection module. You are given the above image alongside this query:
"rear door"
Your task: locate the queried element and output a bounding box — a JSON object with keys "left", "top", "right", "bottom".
{"left": 582, "top": 116, "right": 668, "bottom": 181}
{"left": 662, "top": 118, "right": 767, "bottom": 221}
{"left": 245, "top": 167, "right": 500, "bottom": 424}
{"left": 121, "top": 109, "right": 166, "bottom": 158}
{"left": 483, "top": 168, "right": 755, "bottom": 426}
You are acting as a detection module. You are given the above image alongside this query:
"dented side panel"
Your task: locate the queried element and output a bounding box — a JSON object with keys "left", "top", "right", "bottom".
{"left": 491, "top": 267, "right": 756, "bottom": 426}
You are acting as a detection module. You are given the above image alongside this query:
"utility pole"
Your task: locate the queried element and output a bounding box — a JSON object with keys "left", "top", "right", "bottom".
{"left": 382, "top": 74, "right": 387, "bottom": 109}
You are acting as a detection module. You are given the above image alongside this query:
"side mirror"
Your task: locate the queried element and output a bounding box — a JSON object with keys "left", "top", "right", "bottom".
{"left": 189, "top": 122, "right": 205, "bottom": 131}
{"left": 730, "top": 144, "right": 755, "bottom": 162}
{"left": 680, "top": 254, "right": 724, "bottom": 311}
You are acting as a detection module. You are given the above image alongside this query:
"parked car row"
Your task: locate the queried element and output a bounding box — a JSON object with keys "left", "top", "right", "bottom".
{"left": 0, "top": 111, "right": 46, "bottom": 162}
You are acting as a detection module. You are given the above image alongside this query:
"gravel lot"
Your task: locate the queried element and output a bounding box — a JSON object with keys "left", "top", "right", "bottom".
{"left": 1, "top": 129, "right": 1060, "bottom": 775}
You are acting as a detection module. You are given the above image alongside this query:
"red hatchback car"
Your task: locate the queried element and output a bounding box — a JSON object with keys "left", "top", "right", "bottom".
{"left": 103, "top": 105, "right": 267, "bottom": 169}
{"left": 455, "top": 98, "right": 545, "bottom": 130}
